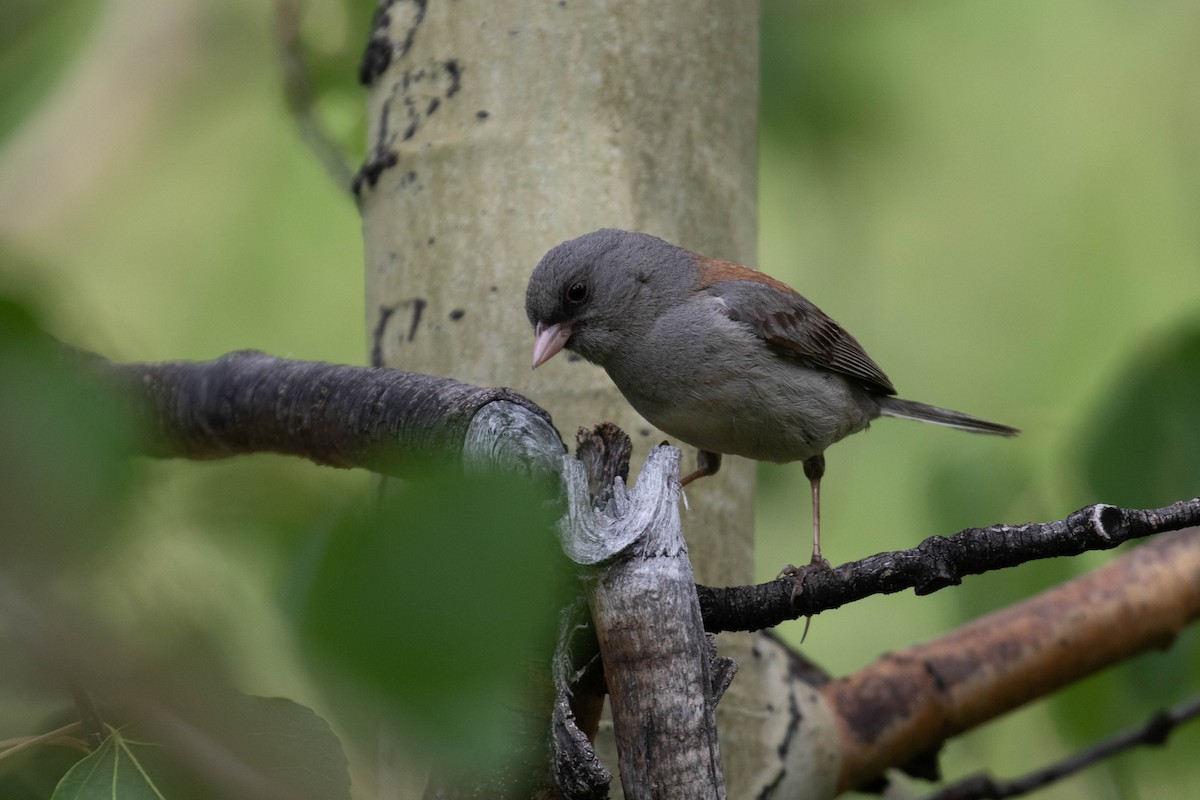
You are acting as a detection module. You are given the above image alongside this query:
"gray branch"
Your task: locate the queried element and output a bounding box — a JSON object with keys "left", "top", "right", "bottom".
{"left": 922, "top": 695, "right": 1200, "bottom": 800}
{"left": 698, "top": 498, "right": 1200, "bottom": 633}
{"left": 84, "top": 349, "right": 563, "bottom": 479}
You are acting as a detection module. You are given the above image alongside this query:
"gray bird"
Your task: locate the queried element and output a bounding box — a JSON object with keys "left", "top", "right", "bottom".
{"left": 525, "top": 228, "right": 1017, "bottom": 565}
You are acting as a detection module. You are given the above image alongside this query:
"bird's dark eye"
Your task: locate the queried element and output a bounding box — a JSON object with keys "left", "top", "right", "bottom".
{"left": 566, "top": 281, "right": 588, "bottom": 304}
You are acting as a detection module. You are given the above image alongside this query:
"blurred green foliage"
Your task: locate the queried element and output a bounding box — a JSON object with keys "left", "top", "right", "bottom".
{"left": 2, "top": 1, "right": 1199, "bottom": 798}
{"left": 756, "top": 3, "right": 1200, "bottom": 798}
{"left": 1080, "top": 325, "right": 1200, "bottom": 508}
{"left": 282, "top": 0, "right": 377, "bottom": 166}
{"left": 38, "top": 696, "right": 351, "bottom": 800}
{"left": 0, "top": 292, "right": 138, "bottom": 573}
{"left": 0, "top": 723, "right": 83, "bottom": 800}
{"left": 0, "top": 295, "right": 562, "bottom": 792}
{"left": 296, "top": 468, "right": 563, "bottom": 769}
{"left": 0, "top": 0, "right": 99, "bottom": 146}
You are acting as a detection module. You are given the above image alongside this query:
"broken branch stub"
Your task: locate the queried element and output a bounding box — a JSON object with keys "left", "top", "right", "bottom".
{"left": 558, "top": 442, "right": 729, "bottom": 800}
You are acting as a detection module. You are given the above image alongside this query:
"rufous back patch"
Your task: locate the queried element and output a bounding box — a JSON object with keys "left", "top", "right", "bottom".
{"left": 694, "top": 254, "right": 797, "bottom": 295}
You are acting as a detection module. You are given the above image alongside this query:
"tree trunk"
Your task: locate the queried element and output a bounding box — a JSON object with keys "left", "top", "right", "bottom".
{"left": 358, "top": 1, "right": 773, "bottom": 795}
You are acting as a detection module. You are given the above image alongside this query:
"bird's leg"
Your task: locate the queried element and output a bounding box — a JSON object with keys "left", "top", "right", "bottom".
{"left": 680, "top": 449, "right": 721, "bottom": 487}
{"left": 778, "top": 454, "right": 831, "bottom": 642}
{"left": 802, "top": 454, "right": 829, "bottom": 568}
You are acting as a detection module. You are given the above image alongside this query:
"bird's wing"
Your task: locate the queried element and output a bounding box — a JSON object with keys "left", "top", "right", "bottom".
{"left": 699, "top": 260, "right": 897, "bottom": 395}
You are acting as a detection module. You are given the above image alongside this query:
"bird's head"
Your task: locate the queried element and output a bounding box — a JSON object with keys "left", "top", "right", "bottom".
{"left": 524, "top": 228, "right": 689, "bottom": 370}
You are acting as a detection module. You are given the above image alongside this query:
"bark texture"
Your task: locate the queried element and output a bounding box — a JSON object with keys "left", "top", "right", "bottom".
{"left": 696, "top": 500, "right": 1200, "bottom": 632}
{"left": 91, "top": 349, "right": 561, "bottom": 477}
{"left": 358, "top": 3, "right": 771, "bottom": 796}
{"left": 69, "top": 343, "right": 1200, "bottom": 796}
{"left": 562, "top": 444, "right": 727, "bottom": 799}
{"left": 824, "top": 526, "right": 1200, "bottom": 792}
{"left": 358, "top": 0, "right": 757, "bottom": 587}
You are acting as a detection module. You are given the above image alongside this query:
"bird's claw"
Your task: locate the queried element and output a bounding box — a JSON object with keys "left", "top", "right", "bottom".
{"left": 778, "top": 554, "right": 832, "bottom": 581}
{"left": 780, "top": 558, "right": 834, "bottom": 643}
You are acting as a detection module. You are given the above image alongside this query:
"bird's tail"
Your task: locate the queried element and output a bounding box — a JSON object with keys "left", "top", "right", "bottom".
{"left": 877, "top": 396, "right": 1019, "bottom": 436}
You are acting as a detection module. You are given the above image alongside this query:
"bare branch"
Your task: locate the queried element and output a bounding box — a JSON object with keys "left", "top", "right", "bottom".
{"left": 66, "top": 343, "right": 1200, "bottom": 795}
{"left": 81, "top": 349, "right": 562, "bottom": 479}
{"left": 0, "top": 721, "right": 84, "bottom": 761}
{"left": 823, "top": 527, "right": 1200, "bottom": 792}
{"left": 697, "top": 499, "right": 1200, "bottom": 633}
{"left": 921, "top": 695, "right": 1200, "bottom": 800}
{"left": 274, "top": 0, "right": 357, "bottom": 192}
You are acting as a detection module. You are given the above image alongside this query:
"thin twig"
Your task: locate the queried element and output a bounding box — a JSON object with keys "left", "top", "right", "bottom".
{"left": 0, "top": 721, "right": 84, "bottom": 761}
{"left": 275, "top": 0, "right": 357, "bottom": 192}
{"left": 921, "top": 696, "right": 1200, "bottom": 800}
{"left": 71, "top": 683, "right": 106, "bottom": 750}
{"left": 697, "top": 499, "right": 1200, "bottom": 633}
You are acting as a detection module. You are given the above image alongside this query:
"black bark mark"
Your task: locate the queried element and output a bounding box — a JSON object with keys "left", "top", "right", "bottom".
{"left": 407, "top": 298, "right": 426, "bottom": 342}
{"left": 394, "top": 59, "right": 466, "bottom": 145}
{"left": 371, "top": 305, "right": 396, "bottom": 367}
{"left": 358, "top": 0, "right": 428, "bottom": 86}
{"left": 353, "top": 96, "right": 398, "bottom": 195}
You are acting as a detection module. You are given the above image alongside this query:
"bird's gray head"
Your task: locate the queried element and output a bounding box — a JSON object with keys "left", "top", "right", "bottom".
{"left": 525, "top": 229, "right": 691, "bottom": 370}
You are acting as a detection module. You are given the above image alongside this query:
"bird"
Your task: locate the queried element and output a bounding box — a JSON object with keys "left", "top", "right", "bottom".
{"left": 525, "top": 228, "right": 1017, "bottom": 567}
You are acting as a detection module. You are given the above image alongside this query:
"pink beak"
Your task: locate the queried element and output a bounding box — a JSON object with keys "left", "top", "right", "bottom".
{"left": 531, "top": 321, "right": 572, "bottom": 369}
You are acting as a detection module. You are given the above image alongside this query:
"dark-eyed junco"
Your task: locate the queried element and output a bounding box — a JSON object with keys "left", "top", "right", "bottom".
{"left": 525, "top": 228, "right": 1017, "bottom": 565}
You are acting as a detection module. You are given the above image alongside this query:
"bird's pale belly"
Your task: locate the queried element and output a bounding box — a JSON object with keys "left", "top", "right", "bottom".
{"left": 612, "top": 362, "right": 880, "bottom": 464}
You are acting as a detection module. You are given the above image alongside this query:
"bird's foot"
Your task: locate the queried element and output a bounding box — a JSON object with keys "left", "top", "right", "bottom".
{"left": 779, "top": 557, "right": 834, "bottom": 643}
{"left": 778, "top": 553, "right": 833, "bottom": 580}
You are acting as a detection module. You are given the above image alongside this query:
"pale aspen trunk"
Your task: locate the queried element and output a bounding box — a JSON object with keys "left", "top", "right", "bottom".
{"left": 359, "top": 1, "right": 791, "bottom": 796}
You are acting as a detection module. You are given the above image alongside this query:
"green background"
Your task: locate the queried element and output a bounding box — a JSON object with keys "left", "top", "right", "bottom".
{"left": 2, "top": 0, "right": 1198, "bottom": 797}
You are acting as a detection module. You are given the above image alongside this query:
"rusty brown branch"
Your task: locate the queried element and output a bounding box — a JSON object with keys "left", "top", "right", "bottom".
{"left": 821, "top": 527, "right": 1200, "bottom": 793}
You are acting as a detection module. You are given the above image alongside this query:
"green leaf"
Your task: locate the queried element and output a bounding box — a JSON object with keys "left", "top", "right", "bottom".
{"left": 51, "top": 730, "right": 166, "bottom": 800}
{"left": 0, "top": 734, "right": 88, "bottom": 800}
{"left": 1079, "top": 324, "right": 1200, "bottom": 508}
{"left": 48, "top": 696, "right": 351, "bottom": 800}
{"left": 295, "top": 466, "right": 564, "bottom": 767}
{"left": 201, "top": 695, "right": 351, "bottom": 800}
{"left": 0, "top": 293, "right": 139, "bottom": 574}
